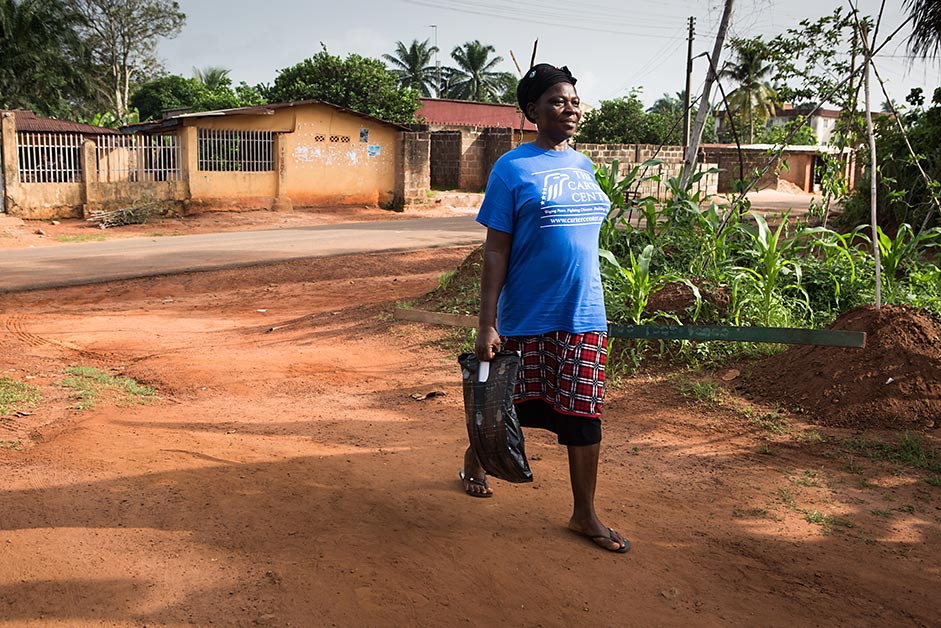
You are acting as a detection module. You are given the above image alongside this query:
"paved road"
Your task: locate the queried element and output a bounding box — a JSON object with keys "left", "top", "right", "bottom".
{"left": 0, "top": 215, "right": 484, "bottom": 292}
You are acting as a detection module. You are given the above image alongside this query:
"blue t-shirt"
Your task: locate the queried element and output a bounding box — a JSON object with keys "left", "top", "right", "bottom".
{"left": 476, "top": 143, "right": 609, "bottom": 336}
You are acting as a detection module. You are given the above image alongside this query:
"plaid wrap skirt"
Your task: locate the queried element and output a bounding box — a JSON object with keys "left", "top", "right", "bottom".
{"left": 503, "top": 331, "right": 607, "bottom": 418}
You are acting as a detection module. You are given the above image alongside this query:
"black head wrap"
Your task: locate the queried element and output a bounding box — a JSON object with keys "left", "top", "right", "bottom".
{"left": 516, "top": 64, "right": 577, "bottom": 123}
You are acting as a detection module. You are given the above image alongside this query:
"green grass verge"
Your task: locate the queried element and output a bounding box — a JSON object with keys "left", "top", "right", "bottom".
{"left": 841, "top": 433, "right": 941, "bottom": 474}
{"left": 59, "top": 366, "right": 156, "bottom": 411}
{"left": 0, "top": 377, "right": 41, "bottom": 416}
{"left": 53, "top": 234, "right": 107, "bottom": 243}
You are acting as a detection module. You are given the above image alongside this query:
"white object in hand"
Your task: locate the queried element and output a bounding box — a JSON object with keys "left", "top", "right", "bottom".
{"left": 477, "top": 360, "right": 490, "bottom": 383}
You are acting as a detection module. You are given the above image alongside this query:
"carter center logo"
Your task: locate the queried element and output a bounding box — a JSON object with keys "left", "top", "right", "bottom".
{"left": 541, "top": 172, "right": 570, "bottom": 203}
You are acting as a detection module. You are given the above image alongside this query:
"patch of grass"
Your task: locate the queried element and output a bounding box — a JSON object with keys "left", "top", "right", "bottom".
{"left": 804, "top": 510, "right": 854, "bottom": 534}
{"left": 870, "top": 509, "right": 892, "bottom": 518}
{"left": 0, "top": 440, "right": 22, "bottom": 450}
{"left": 676, "top": 378, "right": 724, "bottom": 403}
{"left": 0, "top": 377, "right": 41, "bottom": 416}
{"left": 841, "top": 432, "right": 941, "bottom": 474}
{"left": 777, "top": 487, "right": 797, "bottom": 510}
{"left": 427, "top": 327, "right": 476, "bottom": 355}
{"left": 842, "top": 457, "right": 864, "bottom": 475}
{"left": 926, "top": 476, "right": 941, "bottom": 487}
{"left": 53, "top": 234, "right": 107, "bottom": 243}
{"left": 437, "top": 270, "right": 457, "bottom": 290}
{"left": 742, "top": 405, "right": 790, "bottom": 434}
{"left": 59, "top": 366, "right": 155, "bottom": 411}
{"left": 797, "top": 430, "right": 826, "bottom": 443}
{"left": 795, "top": 469, "right": 823, "bottom": 487}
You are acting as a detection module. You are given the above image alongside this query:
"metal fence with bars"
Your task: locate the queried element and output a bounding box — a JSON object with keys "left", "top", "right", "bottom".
{"left": 16, "top": 132, "right": 84, "bottom": 183}
{"left": 16, "top": 132, "right": 182, "bottom": 184}
{"left": 197, "top": 129, "right": 274, "bottom": 172}
{"left": 96, "top": 134, "right": 181, "bottom": 182}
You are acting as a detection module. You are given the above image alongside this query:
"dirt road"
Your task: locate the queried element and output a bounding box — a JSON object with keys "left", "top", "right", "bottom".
{"left": 0, "top": 236, "right": 938, "bottom": 626}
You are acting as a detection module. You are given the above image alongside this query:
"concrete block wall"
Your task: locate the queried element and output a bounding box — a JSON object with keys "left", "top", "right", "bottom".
{"left": 577, "top": 143, "right": 718, "bottom": 198}
{"left": 700, "top": 146, "right": 779, "bottom": 192}
{"left": 457, "top": 128, "right": 489, "bottom": 191}
{"left": 430, "top": 131, "right": 460, "bottom": 189}
{"left": 396, "top": 131, "right": 431, "bottom": 209}
{"left": 429, "top": 127, "right": 515, "bottom": 192}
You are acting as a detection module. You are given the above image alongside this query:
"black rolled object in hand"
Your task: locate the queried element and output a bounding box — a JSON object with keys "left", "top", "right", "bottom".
{"left": 459, "top": 351, "right": 533, "bottom": 483}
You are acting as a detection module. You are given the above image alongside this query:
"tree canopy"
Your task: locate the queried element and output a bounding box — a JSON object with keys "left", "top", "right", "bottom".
{"left": 383, "top": 39, "right": 439, "bottom": 97}
{"left": 74, "top": 0, "right": 185, "bottom": 122}
{"left": 270, "top": 46, "right": 420, "bottom": 123}
{"left": 577, "top": 89, "right": 714, "bottom": 145}
{"left": 0, "top": 0, "right": 92, "bottom": 117}
{"left": 130, "top": 74, "right": 267, "bottom": 121}
{"left": 721, "top": 37, "right": 781, "bottom": 143}
{"left": 905, "top": 0, "right": 941, "bottom": 59}
{"left": 443, "top": 40, "right": 515, "bottom": 102}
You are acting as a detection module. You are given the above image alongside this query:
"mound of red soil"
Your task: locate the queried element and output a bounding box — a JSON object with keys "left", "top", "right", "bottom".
{"left": 742, "top": 305, "right": 941, "bottom": 430}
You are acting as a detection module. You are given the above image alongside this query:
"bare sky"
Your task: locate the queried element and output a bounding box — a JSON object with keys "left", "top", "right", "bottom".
{"left": 157, "top": 0, "right": 940, "bottom": 110}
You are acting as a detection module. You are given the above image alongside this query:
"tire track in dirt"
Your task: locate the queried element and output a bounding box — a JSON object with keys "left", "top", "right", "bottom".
{"left": 3, "top": 314, "right": 112, "bottom": 359}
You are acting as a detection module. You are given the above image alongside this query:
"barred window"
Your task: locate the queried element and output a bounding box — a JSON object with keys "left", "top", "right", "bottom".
{"left": 96, "top": 134, "right": 180, "bottom": 182}
{"left": 16, "top": 132, "right": 83, "bottom": 183}
{"left": 330, "top": 135, "right": 351, "bottom": 143}
{"left": 197, "top": 129, "right": 274, "bottom": 171}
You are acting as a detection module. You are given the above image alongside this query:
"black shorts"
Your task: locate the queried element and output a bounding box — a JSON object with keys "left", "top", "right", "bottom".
{"left": 515, "top": 400, "right": 602, "bottom": 447}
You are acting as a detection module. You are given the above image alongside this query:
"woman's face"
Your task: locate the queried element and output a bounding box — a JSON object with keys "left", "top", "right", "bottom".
{"left": 527, "top": 82, "right": 581, "bottom": 142}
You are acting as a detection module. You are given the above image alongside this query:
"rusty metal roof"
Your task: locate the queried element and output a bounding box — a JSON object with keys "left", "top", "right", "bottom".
{"left": 2, "top": 110, "right": 118, "bottom": 134}
{"left": 417, "top": 98, "right": 536, "bottom": 131}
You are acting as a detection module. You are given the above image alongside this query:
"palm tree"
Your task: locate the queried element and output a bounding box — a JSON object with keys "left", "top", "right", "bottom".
{"left": 382, "top": 39, "right": 438, "bottom": 97}
{"left": 0, "top": 0, "right": 90, "bottom": 116}
{"left": 193, "top": 65, "right": 231, "bottom": 90}
{"left": 721, "top": 38, "right": 780, "bottom": 143}
{"left": 905, "top": 0, "right": 941, "bottom": 58}
{"left": 445, "top": 40, "right": 513, "bottom": 102}
{"left": 647, "top": 91, "right": 686, "bottom": 118}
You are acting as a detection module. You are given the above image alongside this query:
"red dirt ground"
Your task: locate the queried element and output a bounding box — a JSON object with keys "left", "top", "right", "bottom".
{"left": 0, "top": 209, "right": 939, "bottom": 626}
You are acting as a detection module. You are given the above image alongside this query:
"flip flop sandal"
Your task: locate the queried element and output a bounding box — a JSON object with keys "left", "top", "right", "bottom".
{"left": 459, "top": 469, "right": 493, "bottom": 498}
{"left": 573, "top": 527, "right": 631, "bottom": 553}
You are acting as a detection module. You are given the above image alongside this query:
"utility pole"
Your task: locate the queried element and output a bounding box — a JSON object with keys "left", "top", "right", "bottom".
{"left": 681, "top": 0, "right": 734, "bottom": 189}
{"left": 430, "top": 24, "right": 441, "bottom": 98}
{"left": 683, "top": 16, "right": 695, "bottom": 149}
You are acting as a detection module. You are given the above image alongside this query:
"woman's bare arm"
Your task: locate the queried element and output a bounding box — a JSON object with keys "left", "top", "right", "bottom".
{"left": 475, "top": 227, "right": 512, "bottom": 361}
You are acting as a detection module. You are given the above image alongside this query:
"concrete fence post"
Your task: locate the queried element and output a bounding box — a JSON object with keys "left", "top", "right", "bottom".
{"left": 271, "top": 132, "right": 293, "bottom": 211}
{"left": 1, "top": 112, "right": 17, "bottom": 212}
{"left": 81, "top": 139, "right": 98, "bottom": 217}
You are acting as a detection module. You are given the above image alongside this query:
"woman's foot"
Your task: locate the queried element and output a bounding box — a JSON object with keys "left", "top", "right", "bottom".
{"left": 568, "top": 517, "right": 630, "bottom": 553}
{"left": 461, "top": 446, "right": 493, "bottom": 497}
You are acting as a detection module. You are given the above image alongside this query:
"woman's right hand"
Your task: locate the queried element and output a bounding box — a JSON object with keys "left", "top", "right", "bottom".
{"left": 475, "top": 325, "right": 501, "bottom": 362}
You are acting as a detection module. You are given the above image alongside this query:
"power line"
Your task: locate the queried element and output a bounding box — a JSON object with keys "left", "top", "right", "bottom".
{"left": 400, "top": 0, "right": 694, "bottom": 39}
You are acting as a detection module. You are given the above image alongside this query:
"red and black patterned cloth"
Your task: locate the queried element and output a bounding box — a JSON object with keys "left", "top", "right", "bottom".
{"left": 504, "top": 331, "right": 607, "bottom": 418}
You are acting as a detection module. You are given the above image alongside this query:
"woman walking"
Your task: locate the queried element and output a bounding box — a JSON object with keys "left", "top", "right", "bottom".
{"left": 460, "top": 63, "right": 629, "bottom": 553}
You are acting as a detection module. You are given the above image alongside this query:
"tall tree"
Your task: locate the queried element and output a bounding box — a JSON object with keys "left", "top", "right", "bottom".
{"left": 577, "top": 90, "right": 681, "bottom": 145}
{"left": 270, "top": 45, "right": 420, "bottom": 123}
{"left": 74, "top": 0, "right": 185, "bottom": 121}
{"left": 647, "top": 91, "right": 686, "bottom": 118}
{"left": 193, "top": 65, "right": 231, "bottom": 90}
{"left": 905, "top": 0, "right": 941, "bottom": 58}
{"left": 445, "top": 40, "right": 514, "bottom": 102}
{"left": 721, "top": 37, "right": 781, "bottom": 143}
{"left": 0, "top": 0, "right": 91, "bottom": 117}
{"left": 382, "top": 39, "right": 438, "bottom": 97}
